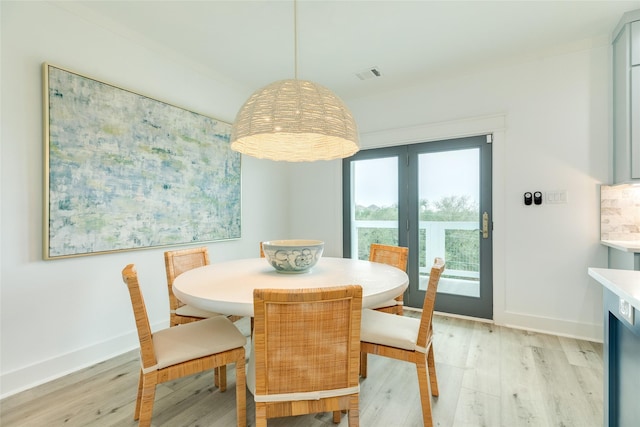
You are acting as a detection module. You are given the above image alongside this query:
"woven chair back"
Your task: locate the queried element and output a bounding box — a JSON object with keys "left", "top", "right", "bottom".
{"left": 121, "top": 264, "right": 157, "bottom": 370}
{"left": 369, "top": 244, "right": 408, "bottom": 271}
{"left": 252, "top": 285, "right": 363, "bottom": 397}
{"left": 164, "top": 247, "right": 210, "bottom": 311}
{"left": 416, "top": 258, "right": 445, "bottom": 349}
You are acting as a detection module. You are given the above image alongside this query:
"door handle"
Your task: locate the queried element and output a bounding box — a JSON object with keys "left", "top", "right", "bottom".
{"left": 482, "top": 212, "right": 489, "bottom": 239}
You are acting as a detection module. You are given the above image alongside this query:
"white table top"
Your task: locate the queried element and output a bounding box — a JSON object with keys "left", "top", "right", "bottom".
{"left": 588, "top": 267, "right": 640, "bottom": 311}
{"left": 173, "top": 257, "right": 409, "bottom": 317}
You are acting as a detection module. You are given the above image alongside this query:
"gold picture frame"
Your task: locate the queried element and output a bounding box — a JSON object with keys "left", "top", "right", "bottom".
{"left": 43, "top": 63, "right": 241, "bottom": 259}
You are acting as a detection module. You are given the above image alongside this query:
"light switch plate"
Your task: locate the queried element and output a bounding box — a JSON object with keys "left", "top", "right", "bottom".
{"left": 619, "top": 298, "right": 635, "bottom": 325}
{"left": 545, "top": 190, "right": 568, "bottom": 204}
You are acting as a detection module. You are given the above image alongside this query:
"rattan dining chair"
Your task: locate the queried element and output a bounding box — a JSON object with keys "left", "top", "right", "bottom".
{"left": 121, "top": 264, "right": 247, "bottom": 427}
{"left": 164, "top": 247, "right": 224, "bottom": 327}
{"left": 248, "top": 285, "right": 363, "bottom": 426}
{"left": 368, "top": 243, "right": 409, "bottom": 315}
{"left": 360, "top": 257, "right": 445, "bottom": 427}
{"left": 165, "top": 247, "right": 231, "bottom": 388}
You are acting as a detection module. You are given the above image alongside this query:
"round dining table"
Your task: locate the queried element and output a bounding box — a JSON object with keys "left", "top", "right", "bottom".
{"left": 172, "top": 256, "right": 409, "bottom": 317}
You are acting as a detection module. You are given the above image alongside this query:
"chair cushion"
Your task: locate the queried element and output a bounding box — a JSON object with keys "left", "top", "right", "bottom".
{"left": 151, "top": 316, "right": 246, "bottom": 371}
{"left": 175, "top": 304, "right": 223, "bottom": 319}
{"left": 360, "top": 309, "right": 419, "bottom": 351}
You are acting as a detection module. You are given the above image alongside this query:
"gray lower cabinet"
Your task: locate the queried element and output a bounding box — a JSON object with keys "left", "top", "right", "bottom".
{"left": 603, "top": 287, "right": 640, "bottom": 427}
{"left": 590, "top": 268, "right": 640, "bottom": 427}
{"left": 608, "top": 248, "right": 640, "bottom": 271}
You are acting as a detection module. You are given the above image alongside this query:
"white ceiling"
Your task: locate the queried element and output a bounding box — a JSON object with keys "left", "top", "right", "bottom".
{"left": 69, "top": 0, "right": 640, "bottom": 102}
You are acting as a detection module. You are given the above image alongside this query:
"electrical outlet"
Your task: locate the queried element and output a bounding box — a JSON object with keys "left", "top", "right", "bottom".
{"left": 619, "top": 298, "right": 635, "bottom": 325}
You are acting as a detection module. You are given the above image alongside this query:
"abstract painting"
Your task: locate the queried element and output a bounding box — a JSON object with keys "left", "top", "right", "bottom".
{"left": 43, "top": 63, "right": 241, "bottom": 259}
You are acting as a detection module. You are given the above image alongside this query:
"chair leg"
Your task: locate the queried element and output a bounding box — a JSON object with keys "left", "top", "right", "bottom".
{"left": 216, "top": 366, "right": 227, "bottom": 392}
{"left": 235, "top": 356, "right": 246, "bottom": 427}
{"left": 427, "top": 346, "right": 439, "bottom": 397}
{"left": 360, "top": 352, "right": 368, "bottom": 378}
{"left": 134, "top": 370, "right": 143, "bottom": 420}
{"left": 416, "top": 361, "right": 433, "bottom": 427}
{"left": 333, "top": 411, "right": 342, "bottom": 423}
{"left": 347, "top": 395, "right": 360, "bottom": 426}
{"left": 255, "top": 402, "right": 267, "bottom": 427}
{"left": 137, "top": 372, "right": 158, "bottom": 427}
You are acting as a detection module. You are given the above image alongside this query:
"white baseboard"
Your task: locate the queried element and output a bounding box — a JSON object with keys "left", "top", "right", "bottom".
{"left": 496, "top": 311, "right": 603, "bottom": 343}
{"left": 415, "top": 307, "right": 603, "bottom": 343}
{"left": 433, "top": 310, "right": 495, "bottom": 324}
{"left": 0, "top": 321, "right": 163, "bottom": 400}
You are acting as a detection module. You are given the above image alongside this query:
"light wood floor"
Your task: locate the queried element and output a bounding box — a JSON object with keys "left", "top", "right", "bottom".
{"left": 0, "top": 312, "right": 603, "bottom": 426}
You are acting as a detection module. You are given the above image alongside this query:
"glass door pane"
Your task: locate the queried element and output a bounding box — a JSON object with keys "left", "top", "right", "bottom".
{"left": 418, "top": 148, "right": 480, "bottom": 298}
{"left": 348, "top": 156, "right": 399, "bottom": 260}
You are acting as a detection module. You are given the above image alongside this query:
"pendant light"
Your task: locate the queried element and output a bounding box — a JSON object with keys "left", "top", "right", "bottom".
{"left": 230, "top": 0, "right": 359, "bottom": 162}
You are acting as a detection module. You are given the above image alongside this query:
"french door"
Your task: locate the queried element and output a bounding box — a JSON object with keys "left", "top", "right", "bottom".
{"left": 342, "top": 135, "right": 493, "bottom": 319}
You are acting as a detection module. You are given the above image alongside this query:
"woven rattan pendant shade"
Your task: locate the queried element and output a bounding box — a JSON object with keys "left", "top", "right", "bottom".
{"left": 231, "top": 0, "right": 359, "bottom": 161}
{"left": 230, "top": 79, "right": 359, "bottom": 162}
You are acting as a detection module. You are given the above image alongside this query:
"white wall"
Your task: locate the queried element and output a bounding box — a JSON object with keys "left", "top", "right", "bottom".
{"left": 1, "top": 1, "right": 612, "bottom": 399}
{"left": 0, "top": 1, "right": 290, "bottom": 398}
{"left": 290, "top": 45, "right": 611, "bottom": 341}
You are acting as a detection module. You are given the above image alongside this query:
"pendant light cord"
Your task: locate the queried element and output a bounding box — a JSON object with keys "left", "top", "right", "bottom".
{"left": 294, "top": 0, "right": 298, "bottom": 80}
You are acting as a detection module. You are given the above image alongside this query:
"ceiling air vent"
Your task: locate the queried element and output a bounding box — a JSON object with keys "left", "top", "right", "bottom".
{"left": 356, "top": 66, "right": 382, "bottom": 80}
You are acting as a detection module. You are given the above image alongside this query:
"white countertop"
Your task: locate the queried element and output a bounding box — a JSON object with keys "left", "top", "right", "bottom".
{"left": 588, "top": 267, "right": 640, "bottom": 311}
{"left": 601, "top": 240, "right": 640, "bottom": 253}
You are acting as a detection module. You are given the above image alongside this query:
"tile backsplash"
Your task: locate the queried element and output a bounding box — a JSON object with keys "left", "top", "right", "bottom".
{"left": 601, "top": 184, "right": 640, "bottom": 241}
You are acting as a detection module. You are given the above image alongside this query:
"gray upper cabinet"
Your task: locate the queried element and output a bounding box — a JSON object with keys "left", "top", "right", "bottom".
{"left": 633, "top": 66, "right": 640, "bottom": 179}
{"left": 613, "top": 11, "right": 640, "bottom": 183}
{"left": 632, "top": 20, "right": 640, "bottom": 66}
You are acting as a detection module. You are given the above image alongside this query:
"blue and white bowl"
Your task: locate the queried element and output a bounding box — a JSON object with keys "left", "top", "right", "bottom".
{"left": 262, "top": 240, "right": 324, "bottom": 273}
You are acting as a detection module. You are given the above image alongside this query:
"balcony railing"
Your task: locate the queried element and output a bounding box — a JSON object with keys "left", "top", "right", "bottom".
{"left": 351, "top": 219, "right": 479, "bottom": 280}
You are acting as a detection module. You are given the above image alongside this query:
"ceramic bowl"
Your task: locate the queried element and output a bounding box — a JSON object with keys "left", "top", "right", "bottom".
{"left": 262, "top": 239, "right": 324, "bottom": 273}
